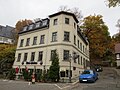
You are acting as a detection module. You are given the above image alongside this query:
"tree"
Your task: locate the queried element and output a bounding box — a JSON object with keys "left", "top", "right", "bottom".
{"left": 81, "top": 15, "right": 111, "bottom": 64}
{"left": 48, "top": 51, "right": 60, "bottom": 82}
{"left": 106, "top": 0, "right": 120, "bottom": 7}
{"left": 0, "top": 44, "right": 16, "bottom": 72}
{"left": 15, "top": 19, "right": 32, "bottom": 33}
{"left": 15, "top": 19, "right": 32, "bottom": 41}
{"left": 58, "top": 6, "right": 83, "bottom": 23}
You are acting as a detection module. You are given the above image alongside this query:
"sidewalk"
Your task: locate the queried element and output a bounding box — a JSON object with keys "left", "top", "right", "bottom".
{"left": 113, "top": 68, "right": 120, "bottom": 77}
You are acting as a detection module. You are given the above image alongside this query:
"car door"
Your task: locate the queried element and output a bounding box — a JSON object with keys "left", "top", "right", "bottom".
{"left": 93, "top": 71, "right": 97, "bottom": 80}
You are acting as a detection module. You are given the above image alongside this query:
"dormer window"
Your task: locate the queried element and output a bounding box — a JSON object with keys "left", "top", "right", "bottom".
{"left": 65, "top": 18, "right": 69, "bottom": 24}
{"left": 35, "top": 22, "right": 40, "bottom": 28}
{"left": 28, "top": 24, "right": 34, "bottom": 30}
{"left": 23, "top": 26, "right": 27, "bottom": 31}
{"left": 42, "top": 20, "right": 47, "bottom": 26}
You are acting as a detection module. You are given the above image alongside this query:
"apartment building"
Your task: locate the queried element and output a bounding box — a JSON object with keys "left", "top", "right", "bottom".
{"left": 13, "top": 11, "right": 89, "bottom": 79}
{"left": 0, "top": 25, "right": 15, "bottom": 44}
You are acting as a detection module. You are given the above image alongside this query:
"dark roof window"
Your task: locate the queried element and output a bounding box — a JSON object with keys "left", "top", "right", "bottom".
{"left": 42, "top": 20, "right": 48, "bottom": 26}
{"left": 35, "top": 22, "right": 41, "bottom": 28}
{"left": 19, "top": 18, "right": 49, "bottom": 34}
{"left": 28, "top": 24, "right": 34, "bottom": 30}
{"left": 23, "top": 26, "right": 28, "bottom": 31}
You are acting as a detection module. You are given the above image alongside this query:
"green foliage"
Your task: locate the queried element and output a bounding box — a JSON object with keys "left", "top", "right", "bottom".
{"left": 48, "top": 51, "right": 60, "bottom": 82}
{"left": 7, "top": 68, "right": 16, "bottom": 80}
{"left": 0, "top": 44, "right": 16, "bottom": 73}
{"left": 36, "top": 70, "right": 42, "bottom": 82}
{"left": 0, "top": 44, "right": 16, "bottom": 62}
{"left": 22, "top": 69, "right": 29, "bottom": 81}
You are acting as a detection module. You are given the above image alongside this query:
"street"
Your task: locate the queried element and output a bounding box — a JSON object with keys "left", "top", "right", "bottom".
{"left": 0, "top": 67, "right": 120, "bottom": 90}
{"left": 70, "top": 67, "right": 120, "bottom": 90}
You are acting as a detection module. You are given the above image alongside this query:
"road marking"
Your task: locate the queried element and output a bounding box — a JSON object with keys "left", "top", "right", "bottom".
{"left": 3, "top": 79, "right": 8, "bottom": 81}
{"left": 54, "top": 84, "right": 71, "bottom": 89}
{"left": 54, "top": 84, "right": 62, "bottom": 89}
{"left": 72, "top": 80, "right": 79, "bottom": 85}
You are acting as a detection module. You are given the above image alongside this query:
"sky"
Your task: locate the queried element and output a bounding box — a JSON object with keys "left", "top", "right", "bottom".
{"left": 0, "top": 0, "right": 120, "bottom": 36}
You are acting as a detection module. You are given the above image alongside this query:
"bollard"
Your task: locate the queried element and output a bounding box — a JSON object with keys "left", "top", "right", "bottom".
{"left": 32, "top": 73, "right": 35, "bottom": 84}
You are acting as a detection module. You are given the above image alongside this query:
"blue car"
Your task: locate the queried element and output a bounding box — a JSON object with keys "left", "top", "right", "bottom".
{"left": 79, "top": 70, "right": 98, "bottom": 83}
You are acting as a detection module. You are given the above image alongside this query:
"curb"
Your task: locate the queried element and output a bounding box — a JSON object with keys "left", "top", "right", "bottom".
{"left": 113, "top": 68, "right": 120, "bottom": 76}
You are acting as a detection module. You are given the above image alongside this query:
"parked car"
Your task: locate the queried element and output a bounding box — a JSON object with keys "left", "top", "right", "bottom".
{"left": 79, "top": 70, "right": 98, "bottom": 83}
{"left": 94, "top": 65, "right": 103, "bottom": 72}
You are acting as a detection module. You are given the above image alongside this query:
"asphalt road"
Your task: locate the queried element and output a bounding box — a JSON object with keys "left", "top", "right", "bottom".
{"left": 70, "top": 67, "right": 120, "bottom": 90}
{"left": 0, "top": 67, "right": 120, "bottom": 90}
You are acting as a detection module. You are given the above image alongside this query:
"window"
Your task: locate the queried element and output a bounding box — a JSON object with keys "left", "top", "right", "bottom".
{"left": 64, "top": 31, "right": 70, "bottom": 41}
{"left": 24, "top": 53, "right": 28, "bottom": 61}
{"left": 83, "top": 58, "right": 86, "bottom": 68}
{"left": 53, "top": 19, "right": 58, "bottom": 25}
{"left": 35, "top": 22, "right": 40, "bottom": 28}
{"left": 40, "top": 35, "right": 45, "bottom": 44}
{"left": 51, "top": 50, "right": 56, "bottom": 60}
{"left": 28, "top": 24, "right": 33, "bottom": 30}
{"left": 26, "top": 38, "right": 30, "bottom": 46}
{"left": 81, "top": 56, "right": 83, "bottom": 65}
{"left": 85, "top": 48, "right": 87, "bottom": 54}
{"left": 23, "top": 26, "right": 27, "bottom": 31}
{"left": 74, "top": 22, "right": 76, "bottom": 29}
{"left": 80, "top": 42, "right": 82, "bottom": 51}
{"left": 78, "top": 56, "right": 80, "bottom": 64}
{"left": 20, "top": 39, "right": 24, "bottom": 47}
{"left": 31, "top": 52, "right": 35, "bottom": 61}
{"left": 65, "top": 18, "right": 69, "bottom": 24}
{"left": 74, "top": 35, "right": 76, "bottom": 45}
{"left": 83, "top": 45, "right": 84, "bottom": 52}
{"left": 0, "top": 37, "right": 2, "bottom": 40}
{"left": 73, "top": 67, "right": 76, "bottom": 70}
{"left": 38, "top": 51, "right": 43, "bottom": 61}
{"left": 60, "top": 71, "right": 65, "bottom": 77}
{"left": 17, "top": 53, "right": 21, "bottom": 62}
{"left": 42, "top": 20, "right": 47, "bottom": 26}
{"left": 116, "top": 54, "right": 120, "bottom": 59}
{"left": 78, "top": 40, "right": 79, "bottom": 48}
{"left": 63, "top": 50, "right": 69, "bottom": 60}
{"left": 66, "top": 70, "right": 69, "bottom": 77}
{"left": 52, "top": 32, "right": 57, "bottom": 42}
{"left": 33, "top": 36, "right": 37, "bottom": 45}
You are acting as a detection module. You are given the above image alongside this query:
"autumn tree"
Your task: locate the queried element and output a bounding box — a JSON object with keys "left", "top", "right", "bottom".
{"left": 81, "top": 15, "right": 111, "bottom": 64}
{"left": 15, "top": 19, "right": 32, "bottom": 42}
{"left": 15, "top": 19, "right": 32, "bottom": 33}
{"left": 106, "top": 0, "right": 120, "bottom": 7}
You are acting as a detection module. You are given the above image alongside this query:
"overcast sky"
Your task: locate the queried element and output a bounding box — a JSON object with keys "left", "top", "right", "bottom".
{"left": 0, "top": 0, "right": 120, "bottom": 36}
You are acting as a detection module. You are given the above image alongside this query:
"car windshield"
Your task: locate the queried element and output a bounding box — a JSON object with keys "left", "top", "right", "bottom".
{"left": 82, "top": 70, "right": 93, "bottom": 74}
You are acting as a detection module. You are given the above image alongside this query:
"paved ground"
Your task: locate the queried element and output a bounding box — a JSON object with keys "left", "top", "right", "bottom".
{"left": 70, "top": 67, "right": 120, "bottom": 90}
{"left": 0, "top": 67, "right": 120, "bottom": 90}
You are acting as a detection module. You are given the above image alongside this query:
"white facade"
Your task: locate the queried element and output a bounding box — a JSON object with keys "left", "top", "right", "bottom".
{"left": 0, "top": 36, "right": 14, "bottom": 44}
{"left": 13, "top": 11, "right": 89, "bottom": 79}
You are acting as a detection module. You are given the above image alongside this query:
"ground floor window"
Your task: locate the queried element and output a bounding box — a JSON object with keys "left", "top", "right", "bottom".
{"left": 60, "top": 70, "right": 72, "bottom": 77}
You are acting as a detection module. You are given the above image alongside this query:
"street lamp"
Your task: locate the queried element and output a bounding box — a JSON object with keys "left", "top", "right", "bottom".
{"left": 69, "top": 54, "right": 72, "bottom": 83}
{"left": 68, "top": 52, "right": 79, "bottom": 83}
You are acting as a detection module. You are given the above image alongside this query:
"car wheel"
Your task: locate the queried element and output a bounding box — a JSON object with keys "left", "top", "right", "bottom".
{"left": 79, "top": 80, "right": 82, "bottom": 83}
